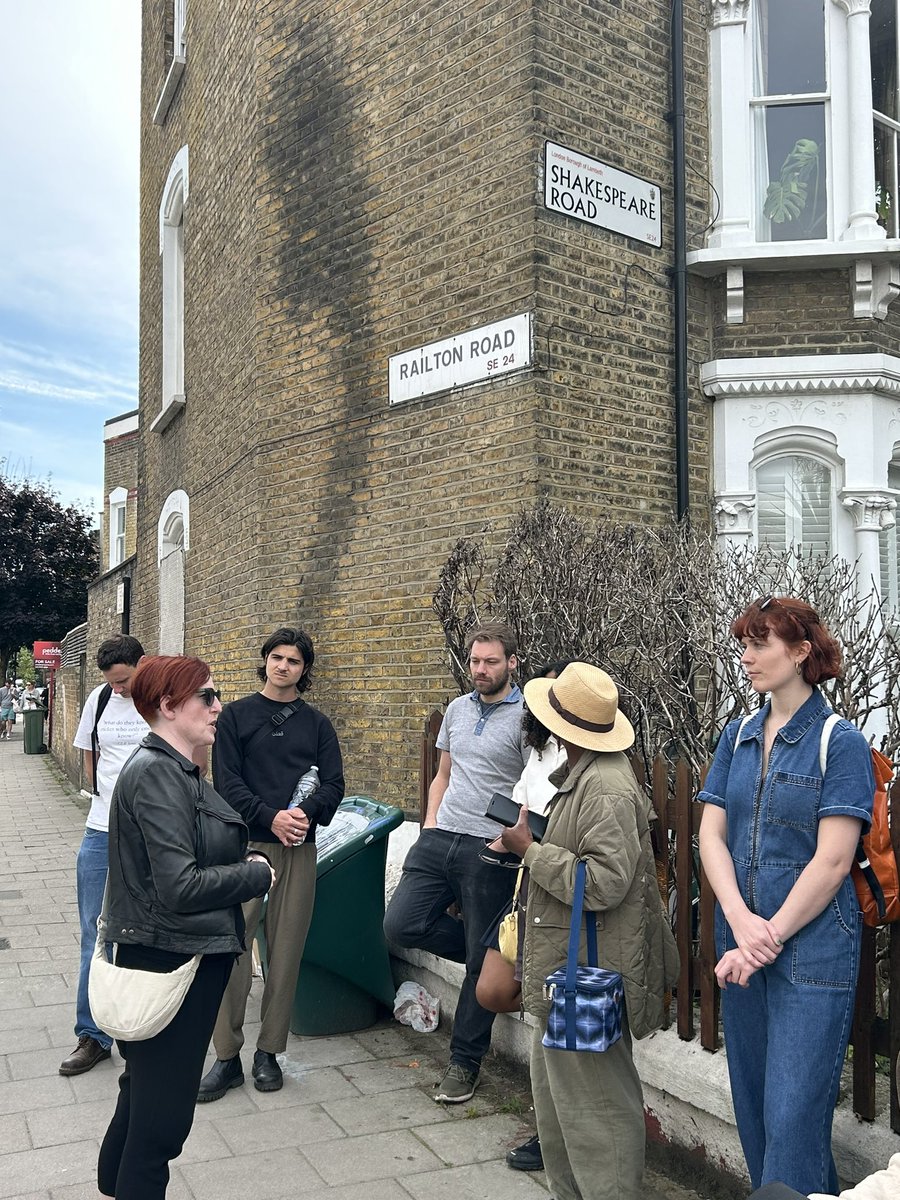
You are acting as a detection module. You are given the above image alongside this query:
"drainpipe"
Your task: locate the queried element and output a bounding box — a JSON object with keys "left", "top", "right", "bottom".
{"left": 670, "top": 0, "right": 689, "bottom": 522}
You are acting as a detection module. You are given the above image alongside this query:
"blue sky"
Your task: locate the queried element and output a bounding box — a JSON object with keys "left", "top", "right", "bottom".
{"left": 0, "top": 1, "right": 140, "bottom": 517}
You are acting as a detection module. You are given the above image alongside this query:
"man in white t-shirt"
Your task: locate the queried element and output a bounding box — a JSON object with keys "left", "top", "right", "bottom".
{"left": 59, "top": 635, "right": 148, "bottom": 1076}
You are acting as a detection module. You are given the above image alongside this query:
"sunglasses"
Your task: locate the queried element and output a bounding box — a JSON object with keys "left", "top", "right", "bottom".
{"left": 754, "top": 595, "right": 813, "bottom": 636}
{"left": 195, "top": 688, "right": 221, "bottom": 707}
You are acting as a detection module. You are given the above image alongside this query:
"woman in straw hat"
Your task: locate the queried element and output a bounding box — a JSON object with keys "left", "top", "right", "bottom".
{"left": 500, "top": 662, "right": 678, "bottom": 1200}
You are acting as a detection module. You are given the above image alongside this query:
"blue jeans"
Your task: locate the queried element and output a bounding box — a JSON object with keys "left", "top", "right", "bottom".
{"left": 383, "top": 827, "right": 516, "bottom": 1072}
{"left": 721, "top": 938, "right": 859, "bottom": 1195}
{"left": 76, "top": 828, "right": 113, "bottom": 1050}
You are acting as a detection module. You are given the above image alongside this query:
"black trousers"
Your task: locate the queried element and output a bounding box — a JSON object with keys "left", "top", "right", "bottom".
{"left": 98, "top": 948, "right": 234, "bottom": 1200}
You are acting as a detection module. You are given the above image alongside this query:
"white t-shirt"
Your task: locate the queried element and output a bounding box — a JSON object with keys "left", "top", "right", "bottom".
{"left": 73, "top": 684, "right": 149, "bottom": 831}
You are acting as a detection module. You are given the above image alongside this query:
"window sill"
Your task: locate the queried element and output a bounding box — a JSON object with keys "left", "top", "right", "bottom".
{"left": 688, "top": 241, "right": 900, "bottom": 322}
{"left": 686, "top": 239, "right": 900, "bottom": 277}
{"left": 152, "top": 55, "right": 186, "bottom": 127}
{"left": 149, "top": 395, "right": 185, "bottom": 434}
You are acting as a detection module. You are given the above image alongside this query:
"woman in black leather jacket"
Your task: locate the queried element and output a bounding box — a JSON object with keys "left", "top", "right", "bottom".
{"left": 97, "top": 656, "right": 274, "bottom": 1200}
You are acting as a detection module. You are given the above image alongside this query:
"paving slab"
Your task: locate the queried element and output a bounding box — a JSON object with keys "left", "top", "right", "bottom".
{"left": 322, "top": 1086, "right": 465, "bottom": 1135}
{"left": 0, "top": 1138, "right": 98, "bottom": 1198}
{"left": 212, "top": 1099, "right": 346, "bottom": 1154}
{"left": 179, "top": 1146, "right": 321, "bottom": 1200}
{"left": 301, "top": 1129, "right": 445, "bottom": 1186}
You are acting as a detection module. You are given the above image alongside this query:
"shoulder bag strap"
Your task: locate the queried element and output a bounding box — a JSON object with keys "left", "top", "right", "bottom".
{"left": 90, "top": 684, "right": 113, "bottom": 796}
{"left": 244, "top": 699, "right": 304, "bottom": 757}
{"left": 563, "top": 860, "right": 597, "bottom": 1050}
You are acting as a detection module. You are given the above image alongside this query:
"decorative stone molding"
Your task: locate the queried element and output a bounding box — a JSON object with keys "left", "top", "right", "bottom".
{"left": 701, "top": 354, "right": 900, "bottom": 399}
{"left": 743, "top": 398, "right": 841, "bottom": 430}
{"left": 710, "top": 0, "right": 749, "bottom": 25}
{"left": 725, "top": 267, "right": 743, "bottom": 324}
{"left": 840, "top": 491, "right": 897, "bottom": 532}
{"left": 714, "top": 494, "right": 756, "bottom": 537}
{"left": 832, "top": 0, "right": 872, "bottom": 15}
{"left": 852, "top": 260, "right": 900, "bottom": 319}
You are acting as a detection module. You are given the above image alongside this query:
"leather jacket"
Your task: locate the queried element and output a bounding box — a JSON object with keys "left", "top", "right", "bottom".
{"left": 107, "top": 733, "right": 272, "bottom": 955}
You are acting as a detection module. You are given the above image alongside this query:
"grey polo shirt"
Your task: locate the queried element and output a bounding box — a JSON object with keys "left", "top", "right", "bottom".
{"left": 435, "top": 686, "right": 530, "bottom": 839}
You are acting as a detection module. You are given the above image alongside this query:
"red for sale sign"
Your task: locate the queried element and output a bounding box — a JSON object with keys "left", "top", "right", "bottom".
{"left": 33, "top": 642, "right": 62, "bottom": 669}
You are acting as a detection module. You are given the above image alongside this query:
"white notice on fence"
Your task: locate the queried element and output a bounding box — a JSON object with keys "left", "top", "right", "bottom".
{"left": 389, "top": 313, "right": 532, "bottom": 405}
{"left": 544, "top": 141, "right": 661, "bottom": 247}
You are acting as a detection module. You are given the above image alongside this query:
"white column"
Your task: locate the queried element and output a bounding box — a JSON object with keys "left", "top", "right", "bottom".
{"left": 834, "top": 0, "right": 884, "bottom": 242}
{"left": 841, "top": 491, "right": 896, "bottom": 594}
{"left": 707, "top": 2, "right": 753, "bottom": 247}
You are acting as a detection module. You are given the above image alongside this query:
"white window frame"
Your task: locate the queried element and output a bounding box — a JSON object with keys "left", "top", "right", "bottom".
{"left": 151, "top": 147, "right": 189, "bottom": 435}
{"left": 108, "top": 487, "right": 128, "bottom": 569}
{"left": 157, "top": 489, "right": 190, "bottom": 565}
{"left": 753, "top": 448, "right": 837, "bottom": 555}
{"left": 693, "top": 0, "right": 900, "bottom": 319}
{"left": 153, "top": 0, "right": 187, "bottom": 126}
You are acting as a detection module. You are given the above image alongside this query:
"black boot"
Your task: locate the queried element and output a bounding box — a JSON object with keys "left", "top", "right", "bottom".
{"left": 197, "top": 1055, "right": 243, "bottom": 1103}
{"left": 252, "top": 1050, "right": 283, "bottom": 1092}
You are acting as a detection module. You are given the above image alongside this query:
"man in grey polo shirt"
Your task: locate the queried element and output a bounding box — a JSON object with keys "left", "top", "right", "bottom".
{"left": 384, "top": 623, "right": 528, "bottom": 1103}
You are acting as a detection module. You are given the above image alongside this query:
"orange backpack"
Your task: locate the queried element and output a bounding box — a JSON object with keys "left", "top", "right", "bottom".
{"left": 820, "top": 714, "right": 900, "bottom": 927}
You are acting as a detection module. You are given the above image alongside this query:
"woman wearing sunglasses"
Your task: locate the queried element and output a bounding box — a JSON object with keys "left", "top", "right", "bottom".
{"left": 97, "top": 656, "right": 275, "bottom": 1200}
{"left": 699, "top": 598, "right": 874, "bottom": 1196}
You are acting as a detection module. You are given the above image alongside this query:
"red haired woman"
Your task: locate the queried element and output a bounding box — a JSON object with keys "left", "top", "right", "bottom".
{"left": 97, "top": 656, "right": 274, "bottom": 1200}
{"left": 699, "top": 598, "right": 874, "bottom": 1195}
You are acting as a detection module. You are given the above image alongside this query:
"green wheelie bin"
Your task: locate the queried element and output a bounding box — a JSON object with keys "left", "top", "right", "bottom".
{"left": 23, "top": 707, "right": 47, "bottom": 754}
{"left": 258, "top": 796, "right": 404, "bottom": 1036}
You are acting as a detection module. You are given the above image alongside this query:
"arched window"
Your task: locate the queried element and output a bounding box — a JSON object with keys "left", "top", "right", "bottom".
{"left": 756, "top": 453, "right": 834, "bottom": 555}
{"left": 158, "top": 490, "right": 189, "bottom": 654}
{"left": 151, "top": 146, "right": 189, "bottom": 433}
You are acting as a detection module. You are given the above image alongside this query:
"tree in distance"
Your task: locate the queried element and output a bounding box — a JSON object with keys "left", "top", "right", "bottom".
{"left": 0, "top": 475, "right": 98, "bottom": 678}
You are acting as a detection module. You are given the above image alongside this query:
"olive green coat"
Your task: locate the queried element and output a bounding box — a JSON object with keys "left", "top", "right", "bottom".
{"left": 521, "top": 749, "right": 679, "bottom": 1039}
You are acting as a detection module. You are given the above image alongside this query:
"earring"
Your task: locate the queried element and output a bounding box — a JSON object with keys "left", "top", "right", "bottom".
{"left": 795, "top": 661, "right": 803, "bottom": 676}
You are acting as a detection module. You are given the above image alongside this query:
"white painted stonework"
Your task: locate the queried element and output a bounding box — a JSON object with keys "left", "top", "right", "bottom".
{"left": 703, "top": 353, "right": 900, "bottom": 580}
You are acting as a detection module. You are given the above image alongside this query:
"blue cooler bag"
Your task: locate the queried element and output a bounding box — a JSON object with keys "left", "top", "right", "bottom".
{"left": 542, "top": 859, "right": 624, "bottom": 1053}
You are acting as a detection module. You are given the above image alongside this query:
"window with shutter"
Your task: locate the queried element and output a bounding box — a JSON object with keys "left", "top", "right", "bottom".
{"left": 756, "top": 455, "right": 833, "bottom": 555}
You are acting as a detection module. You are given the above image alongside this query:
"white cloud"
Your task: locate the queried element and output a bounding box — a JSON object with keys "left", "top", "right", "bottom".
{"left": 0, "top": 1, "right": 140, "bottom": 507}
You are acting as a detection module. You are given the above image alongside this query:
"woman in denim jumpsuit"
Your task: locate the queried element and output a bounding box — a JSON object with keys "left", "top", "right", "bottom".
{"left": 699, "top": 598, "right": 873, "bottom": 1195}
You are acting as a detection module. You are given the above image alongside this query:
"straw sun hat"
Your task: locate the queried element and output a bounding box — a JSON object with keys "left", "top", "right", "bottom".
{"left": 523, "top": 662, "right": 634, "bottom": 753}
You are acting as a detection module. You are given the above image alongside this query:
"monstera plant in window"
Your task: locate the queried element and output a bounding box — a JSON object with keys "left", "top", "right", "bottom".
{"left": 764, "top": 137, "right": 824, "bottom": 237}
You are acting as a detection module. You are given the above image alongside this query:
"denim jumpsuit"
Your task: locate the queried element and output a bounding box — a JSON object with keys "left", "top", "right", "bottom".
{"left": 698, "top": 689, "right": 873, "bottom": 1195}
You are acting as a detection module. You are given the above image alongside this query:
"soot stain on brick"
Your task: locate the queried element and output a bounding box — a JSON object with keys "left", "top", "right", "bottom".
{"left": 263, "top": 15, "right": 374, "bottom": 615}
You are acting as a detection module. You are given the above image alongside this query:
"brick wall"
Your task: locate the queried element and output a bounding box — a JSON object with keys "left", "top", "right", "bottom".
{"left": 100, "top": 429, "right": 139, "bottom": 573}
{"left": 132, "top": 0, "right": 710, "bottom": 810}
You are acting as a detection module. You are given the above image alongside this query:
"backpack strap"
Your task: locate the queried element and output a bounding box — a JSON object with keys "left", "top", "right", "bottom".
{"left": 90, "top": 684, "right": 114, "bottom": 796}
{"left": 817, "top": 713, "right": 887, "bottom": 919}
{"left": 818, "top": 712, "right": 841, "bottom": 776}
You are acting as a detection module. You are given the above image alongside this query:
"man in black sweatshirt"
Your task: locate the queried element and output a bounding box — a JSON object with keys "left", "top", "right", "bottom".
{"left": 197, "top": 627, "right": 345, "bottom": 1101}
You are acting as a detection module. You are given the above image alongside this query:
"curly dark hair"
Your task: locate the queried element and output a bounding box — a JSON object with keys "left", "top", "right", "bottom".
{"left": 523, "top": 659, "right": 573, "bottom": 751}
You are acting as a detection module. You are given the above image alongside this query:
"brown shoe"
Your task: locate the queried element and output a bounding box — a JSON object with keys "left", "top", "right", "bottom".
{"left": 59, "top": 1035, "right": 112, "bottom": 1076}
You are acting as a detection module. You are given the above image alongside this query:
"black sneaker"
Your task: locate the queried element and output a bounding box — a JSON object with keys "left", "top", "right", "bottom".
{"left": 197, "top": 1055, "right": 243, "bottom": 1103}
{"left": 507, "top": 1133, "right": 543, "bottom": 1171}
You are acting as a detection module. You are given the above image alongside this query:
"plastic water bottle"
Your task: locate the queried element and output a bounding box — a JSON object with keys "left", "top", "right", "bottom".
{"left": 288, "top": 765, "right": 320, "bottom": 811}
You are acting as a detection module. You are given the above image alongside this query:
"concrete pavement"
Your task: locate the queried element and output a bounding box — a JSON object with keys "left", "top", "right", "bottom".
{"left": 0, "top": 727, "right": 710, "bottom": 1199}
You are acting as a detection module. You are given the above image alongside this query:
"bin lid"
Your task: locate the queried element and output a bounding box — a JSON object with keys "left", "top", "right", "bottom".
{"left": 315, "top": 796, "right": 404, "bottom": 873}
